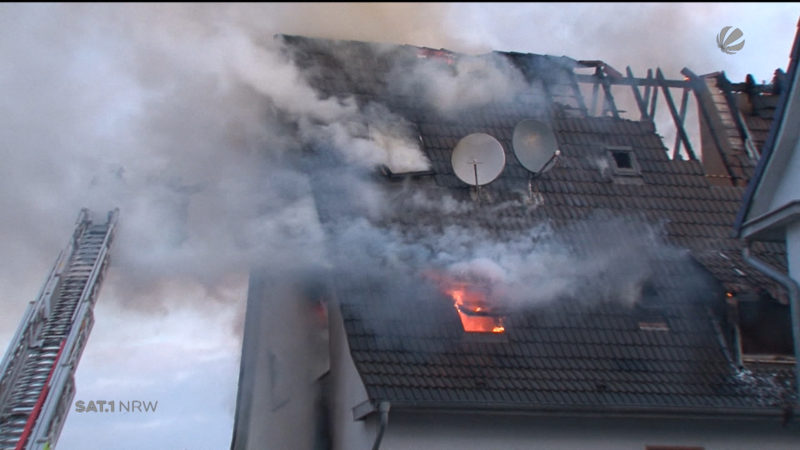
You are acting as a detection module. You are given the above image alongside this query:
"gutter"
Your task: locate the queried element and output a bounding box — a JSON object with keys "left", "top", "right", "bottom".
{"left": 739, "top": 200, "right": 800, "bottom": 242}
{"left": 742, "top": 244, "right": 800, "bottom": 408}
{"left": 378, "top": 400, "right": 792, "bottom": 422}
{"left": 371, "top": 401, "right": 391, "bottom": 450}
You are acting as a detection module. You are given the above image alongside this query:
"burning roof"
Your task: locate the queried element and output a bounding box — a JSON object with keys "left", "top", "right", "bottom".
{"left": 282, "top": 35, "right": 795, "bottom": 417}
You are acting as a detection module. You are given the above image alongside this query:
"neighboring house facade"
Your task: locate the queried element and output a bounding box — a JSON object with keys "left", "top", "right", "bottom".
{"left": 233, "top": 31, "right": 800, "bottom": 450}
{"left": 736, "top": 19, "right": 800, "bottom": 286}
{"left": 734, "top": 20, "right": 800, "bottom": 437}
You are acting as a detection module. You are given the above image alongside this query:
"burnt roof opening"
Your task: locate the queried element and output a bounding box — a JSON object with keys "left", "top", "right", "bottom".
{"left": 445, "top": 283, "right": 506, "bottom": 334}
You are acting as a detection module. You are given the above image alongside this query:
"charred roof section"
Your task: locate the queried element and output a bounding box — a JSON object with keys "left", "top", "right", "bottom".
{"left": 687, "top": 69, "right": 786, "bottom": 187}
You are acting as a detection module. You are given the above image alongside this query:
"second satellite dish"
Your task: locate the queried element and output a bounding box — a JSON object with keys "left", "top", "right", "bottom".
{"left": 512, "top": 119, "right": 559, "bottom": 173}
{"left": 451, "top": 133, "right": 506, "bottom": 186}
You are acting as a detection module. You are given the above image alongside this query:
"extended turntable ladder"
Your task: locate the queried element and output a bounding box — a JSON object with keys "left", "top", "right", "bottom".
{"left": 0, "top": 209, "right": 118, "bottom": 450}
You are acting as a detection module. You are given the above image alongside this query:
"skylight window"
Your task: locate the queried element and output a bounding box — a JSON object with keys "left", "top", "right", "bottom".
{"left": 612, "top": 150, "right": 633, "bottom": 169}
{"left": 606, "top": 146, "right": 641, "bottom": 177}
{"left": 635, "top": 302, "right": 670, "bottom": 332}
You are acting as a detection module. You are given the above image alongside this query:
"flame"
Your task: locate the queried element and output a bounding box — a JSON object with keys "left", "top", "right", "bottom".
{"left": 423, "top": 269, "right": 506, "bottom": 334}
{"left": 445, "top": 285, "right": 505, "bottom": 334}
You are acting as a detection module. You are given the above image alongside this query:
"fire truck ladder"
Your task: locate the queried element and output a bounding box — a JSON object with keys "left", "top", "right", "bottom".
{"left": 0, "top": 208, "right": 118, "bottom": 450}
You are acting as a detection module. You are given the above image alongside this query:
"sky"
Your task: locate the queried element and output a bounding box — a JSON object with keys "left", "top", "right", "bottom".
{"left": 0, "top": 3, "right": 797, "bottom": 449}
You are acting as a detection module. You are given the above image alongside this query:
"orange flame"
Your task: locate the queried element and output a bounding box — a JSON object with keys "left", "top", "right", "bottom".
{"left": 445, "top": 285, "right": 505, "bottom": 334}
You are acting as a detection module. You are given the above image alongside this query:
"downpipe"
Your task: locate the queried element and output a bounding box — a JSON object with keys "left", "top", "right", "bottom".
{"left": 371, "top": 401, "right": 391, "bottom": 450}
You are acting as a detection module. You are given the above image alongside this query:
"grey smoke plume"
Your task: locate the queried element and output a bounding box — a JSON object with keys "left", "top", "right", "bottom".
{"left": 0, "top": 4, "right": 446, "bottom": 319}
{"left": 387, "top": 51, "right": 530, "bottom": 115}
{"left": 297, "top": 102, "right": 431, "bottom": 173}
{"left": 1, "top": 2, "right": 792, "bottom": 326}
{"left": 324, "top": 210, "right": 700, "bottom": 319}
{"left": 1, "top": 5, "right": 794, "bottom": 449}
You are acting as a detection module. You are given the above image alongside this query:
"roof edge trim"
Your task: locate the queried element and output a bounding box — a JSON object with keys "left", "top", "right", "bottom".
{"left": 740, "top": 200, "right": 800, "bottom": 241}
{"left": 383, "top": 401, "right": 795, "bottom": 421}
{"left": 353, "top": 399, "right": 376, "bottom": 421}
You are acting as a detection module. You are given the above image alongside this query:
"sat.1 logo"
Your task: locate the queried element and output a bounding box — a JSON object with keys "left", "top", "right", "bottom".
{"left": 717, "top": 26, "right": 745, "bottom": 55}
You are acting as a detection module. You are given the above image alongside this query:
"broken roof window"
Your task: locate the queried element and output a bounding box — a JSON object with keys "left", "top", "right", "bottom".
{"left": 432, "top": 276, "right": 507, "bottom": 334}
{"left": 426, "top": 270, "right": 507, "bottom": 334}
{"left": 448, "top": 285, "right": 505, "bottom": 334}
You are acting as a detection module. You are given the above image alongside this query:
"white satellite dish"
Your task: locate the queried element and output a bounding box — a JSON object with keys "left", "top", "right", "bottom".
{"left": 512, "top": 119, "right": 559, "bottom": 174}
{"left": 451, "top": 133, "right": 506, "bottom": 186}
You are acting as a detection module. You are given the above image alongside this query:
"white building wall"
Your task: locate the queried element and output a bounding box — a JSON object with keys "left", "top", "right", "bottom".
{"left": 380, "top": 411, "right": 800, "bottom": 450}
{"left": 767, "top": 134, "right": 800, "bottom": 286}
{"left": 788, "top": 221, "right": 800, "bottom": 284}
{"left": 232, "top": 274, "right": 328, "bottom": 450}
{"left": 328, "top": 302, "right": 377, "bottom": 450}
{"left": 768, "top": 138, "right": 800, "bottom": 214}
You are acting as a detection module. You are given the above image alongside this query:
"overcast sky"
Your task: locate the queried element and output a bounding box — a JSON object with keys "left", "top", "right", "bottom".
{"left": 0, "top": 3, "right": 797, "bottom": 449}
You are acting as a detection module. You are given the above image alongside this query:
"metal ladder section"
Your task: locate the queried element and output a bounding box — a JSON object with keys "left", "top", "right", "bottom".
{"left": 0, "top": 208, "right": 118, "bottom": 450}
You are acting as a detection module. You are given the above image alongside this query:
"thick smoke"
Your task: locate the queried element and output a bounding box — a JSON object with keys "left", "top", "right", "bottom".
{"left": 387, "top": 51, "right": 531, "bottom": 115}
{"left": 0, "top": 4, "right": 449, "bottom": 322}
{"left": 323, "top": 209, "right": 699, "bottom": 322}
{"left": 0, "top": 3, "right": 794, "bottom": 333}
{"left": 2, "top": 5, "right": 796, "bottom": 449}
{"left": 297, "top": 102, "right": 431, "bottom": 173}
